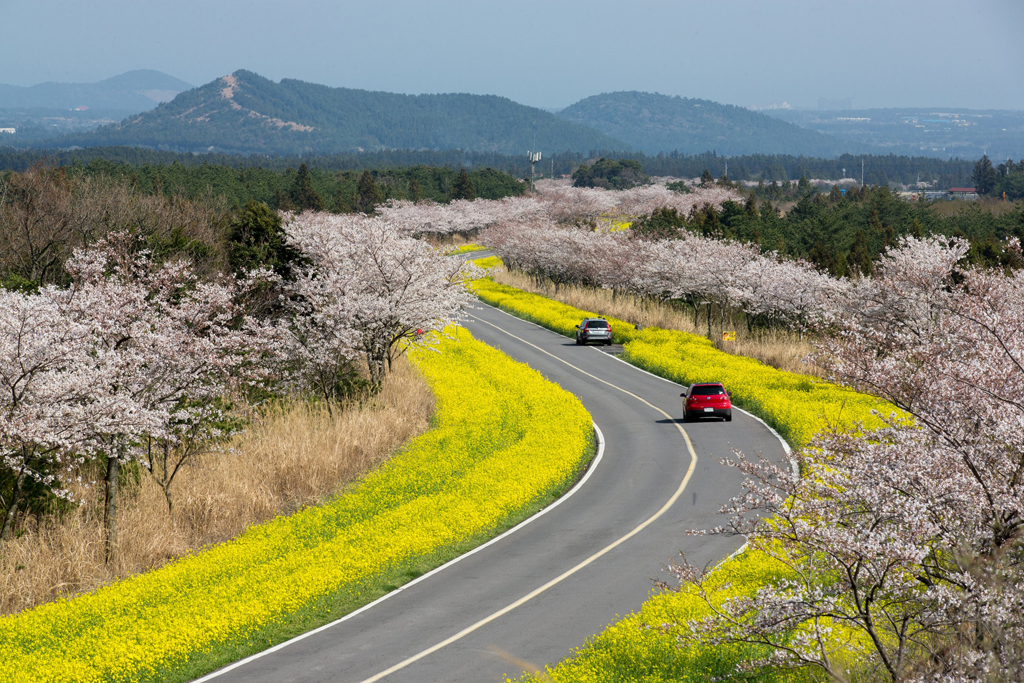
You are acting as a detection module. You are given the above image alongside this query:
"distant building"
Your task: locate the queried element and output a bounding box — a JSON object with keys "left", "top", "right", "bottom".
{"left": 749, "top": 102, "right": 792, "bottom": 111}
{"left": 0, "top": 127, "right": 15, "bottom": 134}
{"left": 73, "top": 105, "right": 90, "bottom": 111}
{"left": 948, "top": 187, "right": 979, "bottom": 200}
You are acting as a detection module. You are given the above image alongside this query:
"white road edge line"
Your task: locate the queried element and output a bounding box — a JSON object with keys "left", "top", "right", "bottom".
{"left": 348, "top": 311, "right": 698, "bottom": 683}
{"left": 191, "top": 424, "right": 606, "bottom": 683}
{"left": 593, "top": 347, "right": 798, "bottom": 479}
{"left": 479, "top": 300, "right": 795, "bottom": 465}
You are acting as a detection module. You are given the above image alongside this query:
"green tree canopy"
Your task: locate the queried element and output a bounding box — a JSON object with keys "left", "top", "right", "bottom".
{"left": 290, "top": 163, "right": 325, "bottom": 212}
{"left": 449, "top": 168, "right": 477, "bottom": 201}
{"left": 572, "top": 158, "right": 648, "bottom": 190}
{"left": 227, "top": 201, "right": 302, "bottom": 278}
{"left": 973, "top": 155, "right": 997, "bottom": 195}
{"left": 355, "top": 170, "right": 384, "bottom": 213}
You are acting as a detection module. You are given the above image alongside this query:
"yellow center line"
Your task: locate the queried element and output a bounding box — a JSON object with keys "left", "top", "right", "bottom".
{"left": 358, "top": 313, "right": 698, "bottom": 683}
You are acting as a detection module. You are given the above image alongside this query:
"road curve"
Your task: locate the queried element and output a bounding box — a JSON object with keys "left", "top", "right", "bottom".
{"left": 196, "top": 302, "right": 789, "bottom": 683}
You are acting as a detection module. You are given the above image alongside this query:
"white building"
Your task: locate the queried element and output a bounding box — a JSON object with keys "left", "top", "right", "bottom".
{"left": 0, "top": 127, "right": 16, "bottom": 134}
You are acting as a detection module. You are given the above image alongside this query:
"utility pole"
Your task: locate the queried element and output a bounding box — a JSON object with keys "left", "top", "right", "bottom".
{"left": 724, "top": 160, "right": 728, "bottom": 179}
{"left": 527, "top": 151, "right": 542, "bottom": 192}
{"left": 861, "top": 157, "right": 865, "bottom": 186}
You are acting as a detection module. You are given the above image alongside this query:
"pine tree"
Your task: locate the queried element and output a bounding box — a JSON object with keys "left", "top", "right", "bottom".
{"left": 227, "top": 201, "right": 302, "bottom": 278}
{"left": 847, "top": 229, "right": 874, "bottom": 276}
{"left": 972, "top": 155, "right": 997, "bottom": 195}
{"left": 408, "top": 178, "right": 423, "bottom": 202}
{"left": 273, "top": 189, "right": 295, "bottom": 212}
{"left": 336, "top": 187, "right": 355, "bottom": 213}
{"left": 449, "top": 168, "right": 476, "bottom": 201}
{"left": 290, "top": 163, "right": 325, "bottom": 212}
{"left": 744, "top": 193, "right": 758, "bottom": 217}
{"left": 355, "top": 170, "right": 384, "bottom": 213}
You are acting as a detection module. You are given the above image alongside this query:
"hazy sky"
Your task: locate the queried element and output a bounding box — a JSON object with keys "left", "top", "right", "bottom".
{"left": 2, "top": 0, "right": 1022, "bottom": 110}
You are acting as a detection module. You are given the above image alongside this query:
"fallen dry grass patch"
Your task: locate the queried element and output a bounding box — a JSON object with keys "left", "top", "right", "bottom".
{"left": 491, "top": 266, "right": 818, "bottom": 376}
{"left": 0, "top": 357, "right": 434, "bottom": 616}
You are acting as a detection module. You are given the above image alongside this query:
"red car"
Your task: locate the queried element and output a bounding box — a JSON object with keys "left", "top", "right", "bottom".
{"left": 681, "top": 382, "right": 732, "bottom": 422}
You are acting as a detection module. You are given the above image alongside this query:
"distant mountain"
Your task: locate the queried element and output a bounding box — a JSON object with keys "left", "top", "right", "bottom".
{"left": 46, "top": 70, "right": 628, "bottom": 155}
{"left": 764, "top": 108, "right": 1024, "bottom": 162}
{"left": 0, "top": 70, "right": 192, "bottom": 112}
{"left": 558, "top": 91, "right": 861, "bottom": 157}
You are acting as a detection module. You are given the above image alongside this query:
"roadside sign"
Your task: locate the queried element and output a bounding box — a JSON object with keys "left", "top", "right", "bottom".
{"left": 722, "top": 331, "right": 736, "bottom": 341}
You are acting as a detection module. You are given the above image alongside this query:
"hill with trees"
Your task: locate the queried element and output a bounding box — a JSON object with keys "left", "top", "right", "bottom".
{"left": 0, "top": 70, "right": 192, "bottom": 112}
{"left": 558, "top": 91, "right": 861, "bottom": 156}
{"left": 44, "top": 71, "right": 628, "bottom": 155}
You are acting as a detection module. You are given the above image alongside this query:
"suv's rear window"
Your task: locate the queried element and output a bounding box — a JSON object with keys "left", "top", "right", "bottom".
{"left": 690, "top": 385, "right": 725, "bottom": 396}
{"left": 586, "top": 321, "right": 609, "bottom": 328}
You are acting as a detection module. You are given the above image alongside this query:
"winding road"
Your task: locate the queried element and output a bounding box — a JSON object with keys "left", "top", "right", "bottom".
{"left": 195, "top": 301, "right": 789, "bottom": 683}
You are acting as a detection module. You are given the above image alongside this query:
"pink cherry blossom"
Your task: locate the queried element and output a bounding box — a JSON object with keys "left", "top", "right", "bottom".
{"left": 282, "top": 211, "right": 477, "bottom": 390}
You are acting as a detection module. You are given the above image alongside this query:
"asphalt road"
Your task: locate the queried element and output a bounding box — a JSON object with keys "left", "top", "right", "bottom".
{"left": 196, "top": 301, "right": 789, "bottom": 683}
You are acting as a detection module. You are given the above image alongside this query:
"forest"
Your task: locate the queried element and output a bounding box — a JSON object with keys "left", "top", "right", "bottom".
{"left": 0, "top": 146, "right": 984, "bottom": 187}
{"left": 0, "top": 158, "right": 525, "bottom": 215}
{"left": 636, "top": 181, "right": 1024, "bottom": 276}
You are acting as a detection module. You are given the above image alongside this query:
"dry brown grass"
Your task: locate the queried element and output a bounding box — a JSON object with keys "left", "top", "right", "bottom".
{"left": 928, "top": 197, "right": 1022, "bottom": 218}
{"left": 492, "top": 267, "right": 819, "bottom": 376}
{"left": 0, "top": 357, "right": 434, "bottom": 616}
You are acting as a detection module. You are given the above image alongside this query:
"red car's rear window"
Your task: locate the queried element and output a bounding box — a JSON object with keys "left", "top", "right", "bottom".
{"left": 690, "top": 385, "right": 726, "bottom": 396}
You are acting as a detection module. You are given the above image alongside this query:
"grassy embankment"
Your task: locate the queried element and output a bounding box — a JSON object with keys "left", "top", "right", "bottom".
{"left": 467, "top": 257, "right": 893, "bottom": 682}
{"left": 0, "top": 328, "right": 594, "bottom": 683}
{"left": 1, "top": 359, "right": 434, "bottom": 616}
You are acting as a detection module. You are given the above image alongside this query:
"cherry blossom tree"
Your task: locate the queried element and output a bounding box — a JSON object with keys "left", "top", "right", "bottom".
{"left": 283, "top": 212, "right": 476, "bottom": 391}
{"left": 376, "top": 196, "right": 546, "bottom": 238}
{"left": 64, "top": 236, "right": 279, "bottom": 548}
{"left": 0, "top": 286, "right": 126, "bottom": 539}
{"left": 1, "top": 235, "right": 279, "bottom": 553}
{"left": 481, "top": 217, "right": 842, "bottom": 336}
{"left": 372, "top": 179, "right": 741, "bottom": 239}
{"left": 662, "top": 237, "right": 1024, "bottom": 682}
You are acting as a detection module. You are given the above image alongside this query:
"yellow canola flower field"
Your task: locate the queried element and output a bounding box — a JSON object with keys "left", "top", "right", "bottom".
{"left": 510, "top": 547, "right": 819, "bottom": 683}
{"left": 470, "top": 255, "right": 503, "bottom": 271}
{"left": 467, "top": 271, "right": 893, "bottom": 682}
{"left": 0, "top": 328, "right": 594, "bottom": 683}
{"left": 443, "top": 243, "right": 490, "bottom": 255}
{"left": 469, "top": 277, "right": 891, "bottom": 448}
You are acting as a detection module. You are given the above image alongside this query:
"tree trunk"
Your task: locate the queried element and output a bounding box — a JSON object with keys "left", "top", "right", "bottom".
{"left": 162, "top": 483, "right": 175, "bottom": 524}
{"left": 1, "top": 465, "right": 27, "bottom": 541}
{"left": 366, "top": 350, "right": 386, "bottom": 390}
{"left": 104, "top": 455, "right": 119, "bottom": 564}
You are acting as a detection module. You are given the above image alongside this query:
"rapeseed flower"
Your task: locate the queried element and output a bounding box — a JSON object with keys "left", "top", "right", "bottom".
{"left": 0, "top": 328, "right": 593, "bottom": 683}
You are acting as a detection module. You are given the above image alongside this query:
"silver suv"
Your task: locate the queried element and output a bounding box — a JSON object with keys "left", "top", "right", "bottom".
{"left": 575, "top": 318, "right": 613, "bottom": 346}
